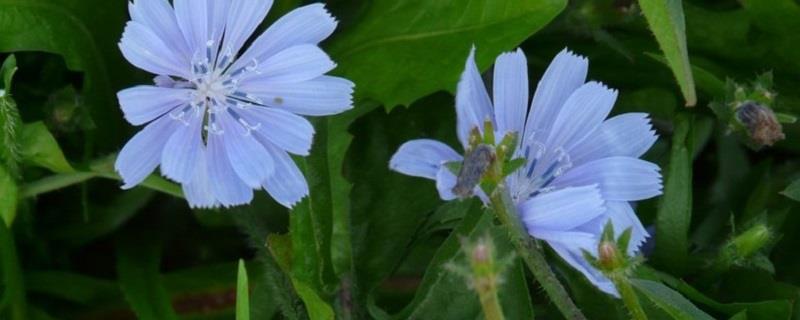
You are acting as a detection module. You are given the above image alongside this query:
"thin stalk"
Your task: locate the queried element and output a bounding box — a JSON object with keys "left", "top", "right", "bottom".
{"left": 489, "top": 186, "right": 587, "bottom": 320}
{"left": 612, "top": 276, "right": 647, "bottom": 320}
{"left": 476, "top": 280, "right": 506, "bottom": 320}
{"left": 20, "top": 155, "right": 183, "bottom": 199}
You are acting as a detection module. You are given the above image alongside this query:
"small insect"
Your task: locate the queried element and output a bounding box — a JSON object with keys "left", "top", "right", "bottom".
{"left": 452, "top": 144, "right": 495, "bottom": 198}
{"left": 735, "top": 101, "right": 785, "bottom": 148}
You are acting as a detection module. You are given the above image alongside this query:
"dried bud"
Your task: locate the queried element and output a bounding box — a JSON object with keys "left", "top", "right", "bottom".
{"left": 735, "top": 102, "right": 785, "bottom": 148}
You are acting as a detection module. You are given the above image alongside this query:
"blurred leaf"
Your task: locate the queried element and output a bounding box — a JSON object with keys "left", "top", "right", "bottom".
{"left": 0, "top": 0, "right": 130, "bottom": 149}
{"left": 25, "top": 271, "right": 120, "bottom": 305}
{"left": 779, "top": 179, "right": 800, "bottom": 202}
{"left": 19, "top": 121, "right": 73, "bottom": 173}
{"left": 631, "top": 279, "right": 714, "bottom": 320}
{"left": 0, "top": 165, "right": 17, "bottom": 225}
{"left": 116, "top": 232, "right": 179, "bottom": 320}
{"left": 49, "top": 188, "right": 154, "bottom": 247}
{"left": 654, "top": 113, "right": 694, "bottom": 274}
{"left": 329, "top": 0, "right": 567, "bottom": 108}
{"left": 236, "top": 260, "right": 250, "bottom": 320}
{"left": 639, "top": 0, "right": 697, "bottom": 106}
{"left": 0, "top": 219, "right": 25, "bottom": 320}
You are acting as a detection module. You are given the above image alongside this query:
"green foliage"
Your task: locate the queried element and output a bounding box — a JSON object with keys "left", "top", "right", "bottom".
{"left": 639, "top": 0, "right": 697, "bottom": 106}
{"left": 236, "top": 260, "right": 250, "bottom": 320}
{"left": 1, "top": 0, "right": 800, "bottom": 319}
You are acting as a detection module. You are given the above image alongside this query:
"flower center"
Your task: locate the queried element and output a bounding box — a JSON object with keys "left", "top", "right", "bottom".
{"left": 510, "top": 134, "right": 573, "bottom": 203}
{"left": 170, "top": 40, "right": 266, "bottom": 137}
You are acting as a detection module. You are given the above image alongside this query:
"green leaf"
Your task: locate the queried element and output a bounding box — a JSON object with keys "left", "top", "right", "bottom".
{"left": 267, "top": 233, "right": 335, "bottom": 320}
{"left": 372, "top": 201, "right": 535, "bottom": 320}
{"left": 0, "top": 0, "right": 132, "bottom": 149}
{"left": 328, "top": 0, "right": 567, "bottom": 108}
{"left": 236, "top": 260, "right": 250, "bottom": 320}
{"left": 116, "top": 233, "right": 179, "bottom": 320}
{"left": 639, "top": 0, "right": 697, "bottom": 106}
{"left": 779, "top": 179, "right": 800, "bottom": 202}
{"left": 654, "top": 113, "right": 694, "bottom": 274}
{"left": 19, "top": 122, "right": 73, "bottom": 173}
{"left": 0, "top": 165, "right": 17, "bottom": 226}
{"left": 0, "top": 54, "right": 20, "bottom": 177}
{"left": 0, "top": 219, "right": 26, "bottom": 320}
{"left": 631, "top": 279, "right": 714, "bottom": 320}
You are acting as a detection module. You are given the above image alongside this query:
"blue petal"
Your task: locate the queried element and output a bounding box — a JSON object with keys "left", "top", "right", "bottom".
{"left": 207, "top": 129, "right": 254, "bottom": 207}
{"left": 261, "top": 142, "right": 309, "bottom": 208}
{"left": 115, "top": 116, "right": 178, "bottom": 189}
{"left": 570, "top": 113, "right": 658, "bottom": 167}
{"left": 544, "top": 81, "right": 617, "bottom": 152}
{"left": 493, "top": 48, "right": 529, "bottom": 137}
{"left": 128, "top": 0, "right": 191, "bottom": 60}
{"left": 234, "top": 3, "right": 337, "bottom": 71}
{"left": 223, "top": 0, "right": 274, "bottom": 56}
{"left": 160, "top": 113, "right": 202, "bottom": 183}
{"left": 435, "top": 166, "right": 459, "bottom": 201}
{"left": 548, "top": 241, "right": 618, "bottom": 297}
{"left": 390, "top": 139, "right": 462, "bottom": 179}
{"left": 218, "top": 112, "right": 274, "bottom": 189}
{"left": 579, "top": 201, "right": 649, "bottom": 256}
{"left": 182, "top": 147, "right": 220, "bottom": 209}
{"left": 455, "top": 47, "right": 494, "bottom": 147}
{"left": 117, "top": 86, "right": 192, "bottom": 125}
{"left": 239, "top": 44, "right": 336, "bottom": 84}
{"left": 524, "top": 48, "right": 588, "bottom": 142}
{"left": 240, "top": 107, "right": 315, "bottom": 156}
{"left": 119, "top": 21, "right": 191, "bottom": 78}
{"left": 241, "top": 76, "right": 354, "bottom": 116}
{"left": 520, "top": 185, "right": 606, "bottom": 232}
{"left": 554, "top": 156, "right": 663, "bottom": 201}
{"left": 173, "top": 0, "right": 209, "bottom": 52}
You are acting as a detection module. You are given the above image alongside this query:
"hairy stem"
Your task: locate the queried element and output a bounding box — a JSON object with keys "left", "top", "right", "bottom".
{"left": 489, "top": 186, "right": 587, "bottom": 320}
{"left": 613, "top": 276, "right": 647, "bottom": 320}
{"left": 476, "top": 280, "right": 506, "bottom": 320}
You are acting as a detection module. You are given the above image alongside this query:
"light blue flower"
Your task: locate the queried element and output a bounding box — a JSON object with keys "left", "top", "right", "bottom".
{"left": 390, "top": 47, "right": 662, "bottom": 296}
{"left": 115, "top": 0, "right": 354, "bottom": 208}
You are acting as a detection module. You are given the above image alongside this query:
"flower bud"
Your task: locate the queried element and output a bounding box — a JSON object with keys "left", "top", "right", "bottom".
{"left": 598, "top": 241, "right": 620, "bottom": 271}
{"left": 730, "top": 224, "right": 772, "bottom": 259}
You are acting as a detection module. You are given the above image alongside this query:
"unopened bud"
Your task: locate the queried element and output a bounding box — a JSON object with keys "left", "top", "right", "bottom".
{"left": 735, "top": 102, "right": 785, "bottom": 148}
{"left": 472, "top": 242, "right": 490, "bottom": 264}
{"left": 730, "top": 224, "right": 771, "bottom": 259}
{"left": 598, "top": 241, "right": 621, "bottom": 271}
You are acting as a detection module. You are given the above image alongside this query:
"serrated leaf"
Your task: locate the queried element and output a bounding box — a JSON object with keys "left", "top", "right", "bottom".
{"left": 631, "top": 279, "right": 714, "bottom": 320}
{"left": 0, "top": 55, "right": 20, "bottom": 176}
{"left": 236, "top": 260, "right": 250, "bottom": 320}
{"left": 654, "top": 113, "right": 694, "bottom": 274}
{"left": 328, "top": 0, "right": 567, "bottom": 108}
{"left": 19, "top": 122, "right": 73, "bottom": 173}
{"left": 639, "top": 0, "right": 697, "bottom": 106}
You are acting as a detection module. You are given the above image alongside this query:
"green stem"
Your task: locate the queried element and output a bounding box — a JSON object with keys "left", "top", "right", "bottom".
{"left": 476, "top": 281, "right": 506, "bottom": 320}
{"left": 20, "top": 155, "right": 183, "bottom": 199}
{"left": 0, "top": 221, "right": 26, "bottom": 320}
{"left": 489, "top": 186, "right": 586, "bottom": 320}
{"left": 613, "top": 276, "right": 647, "bottom": 320}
